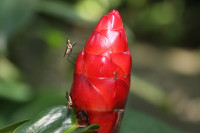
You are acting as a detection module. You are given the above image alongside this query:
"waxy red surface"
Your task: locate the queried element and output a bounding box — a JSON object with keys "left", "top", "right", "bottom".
{"left": 70, "top": 10, "right": 132, "bottom": 133}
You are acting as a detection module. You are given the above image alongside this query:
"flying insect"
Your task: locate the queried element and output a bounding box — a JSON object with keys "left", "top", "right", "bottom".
{"left": 64, "top": 37, "right": 76, "bottom": 64}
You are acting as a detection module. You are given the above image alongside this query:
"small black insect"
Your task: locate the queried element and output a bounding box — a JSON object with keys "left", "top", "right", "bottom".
{"left": 77, "top": 110, "right": 90, "bottom": 126}
{"left": 113, "top": 71, "right": 118, "bottom": 80}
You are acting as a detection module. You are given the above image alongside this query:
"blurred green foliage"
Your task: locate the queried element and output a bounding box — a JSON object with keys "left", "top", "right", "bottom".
{"left": 120, "top": 108, "right": 182, "bottom": 133}
{"left": 0, "top": 0, "right": 199, "bottom": 132}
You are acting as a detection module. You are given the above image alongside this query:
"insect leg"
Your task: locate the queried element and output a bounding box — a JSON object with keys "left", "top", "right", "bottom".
{"left": 66, "top": 50, "right": 75, "bottom": 65}
{"left": 64, "top": 48, "right": 67, "bottom": 57}
{"left": 72, "top": 40, "right": 76, "bottom": 47}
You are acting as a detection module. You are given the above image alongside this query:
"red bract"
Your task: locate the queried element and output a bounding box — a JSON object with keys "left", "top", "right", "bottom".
{"left": 70, "top": 9, "right": 132, "bottom": 133}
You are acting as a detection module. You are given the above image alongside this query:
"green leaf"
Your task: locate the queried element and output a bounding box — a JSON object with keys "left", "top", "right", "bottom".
{"left": 62, "top": 125, "right": 78, "bottom": 133}
{"left": 120, "top": 109, "right": 182, "bottom": 133}
{"left": 13, "top": 105, "right": 99, "bottom": 133}
{"left": 71, "top": 124, "right": 100, "bottom": 133}
{"left": 0, "top": 120, "right": 28, "bottom": 133}
{"left": 14, "top": 105, "right": 76, "bottom": 133}
{"left": 63, "top": 124, "right": 100, "bottom": 133}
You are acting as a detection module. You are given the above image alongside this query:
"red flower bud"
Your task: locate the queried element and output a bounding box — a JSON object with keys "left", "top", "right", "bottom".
{"left": 70, "top": 9, "right": 132, "bottom": 133}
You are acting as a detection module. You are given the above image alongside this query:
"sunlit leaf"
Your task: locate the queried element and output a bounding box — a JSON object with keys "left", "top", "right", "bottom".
{"left": 39, "top": 28, "right": 65, "bottom": 49}
{"left": 75, "top": 0, "right": 105, "bottom": 22}
{"left": 0, "top": 57, "right": 21, "bottom": 81}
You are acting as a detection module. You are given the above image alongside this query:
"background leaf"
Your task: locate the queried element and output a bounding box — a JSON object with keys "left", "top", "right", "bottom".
{"left": 0, "top": 57, "right": 32, "bottom": 102}
{"left": 0, "top": 77, "right": 32, "bottom": 102}
{"left": 0, "top": 0, "right": 35, "bottom": 36}
{"left": 120, "top": 108, "right": 182, "bottom": 133}
{"left": 35, "top": 0, "right": 88, "bottom": 26}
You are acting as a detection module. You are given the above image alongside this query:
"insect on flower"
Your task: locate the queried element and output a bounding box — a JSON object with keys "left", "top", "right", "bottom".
{"left": 113, "top": 71, "right": 118, "bottom": 80}
{"left": 66, "top": 91, "right": 72, "bottom": 109}
{"left": 64, "top": 37, "right": 76, "bottom": 64}
{"left": 66, "top": 91, "right": 90, "bottom": 126}
{"left": 76, "top": 110, "right": 90, "bottom": 126}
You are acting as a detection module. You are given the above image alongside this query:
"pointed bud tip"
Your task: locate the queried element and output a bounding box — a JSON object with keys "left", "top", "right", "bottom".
{"left": 108, "top": 9, "right": 120, "bottom": 16}
{"left": 95, "top": 9, "right": 123, "bottom": 31}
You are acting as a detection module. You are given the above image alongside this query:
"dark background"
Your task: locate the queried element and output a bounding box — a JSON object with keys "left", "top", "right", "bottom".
{"left": 0, "top": 0, "right": 200, "bottom": 132}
